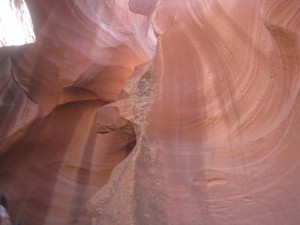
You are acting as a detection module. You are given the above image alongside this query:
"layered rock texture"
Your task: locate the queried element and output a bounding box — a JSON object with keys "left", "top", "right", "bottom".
{"left": 0, "top": 0, "right": 300, "bottom": 225}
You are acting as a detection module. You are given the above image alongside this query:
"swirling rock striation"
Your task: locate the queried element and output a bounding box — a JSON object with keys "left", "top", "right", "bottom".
{"left": 1, "top": 0, "right": 300, "bottom": 225}
{"left": 0, "top": 0, "right": 154, "bottom": 224}
{"left": 88, "top": 0, "right": 300, "bottom": 225}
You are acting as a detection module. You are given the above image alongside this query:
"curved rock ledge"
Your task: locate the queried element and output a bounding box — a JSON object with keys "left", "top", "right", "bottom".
{"left": 1, "top": 0, "right": 300, "bottom": 225}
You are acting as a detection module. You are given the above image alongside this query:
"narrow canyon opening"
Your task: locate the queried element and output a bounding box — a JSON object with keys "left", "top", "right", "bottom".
{"left": 1, "top": 0, "right": 300, "bottom": 225}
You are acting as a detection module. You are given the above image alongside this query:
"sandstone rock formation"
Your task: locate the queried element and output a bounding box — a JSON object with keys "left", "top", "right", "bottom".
{"left": 0, "top": 0, "right": 155, "bottom": 224}
{"left": 1, "top": 0, "right": 300, "bottom": 225}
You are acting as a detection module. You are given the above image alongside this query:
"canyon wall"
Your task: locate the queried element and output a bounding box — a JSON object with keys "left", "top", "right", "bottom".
{"left": 0, "top": 0, "right": 154, "bottom": 224}
{"left": 0, "top": 0, "right": 300, "bottom": 225}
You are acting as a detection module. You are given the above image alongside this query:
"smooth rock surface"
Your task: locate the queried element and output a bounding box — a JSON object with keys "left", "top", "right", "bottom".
{"left": 0, "top": 0, "right": 154, "bottom": 224}
{"left": 88, "top": 0, "right": 300, "bottom": 225}
{"left": 1, "top": 0, "right": 300, "bottom": 225}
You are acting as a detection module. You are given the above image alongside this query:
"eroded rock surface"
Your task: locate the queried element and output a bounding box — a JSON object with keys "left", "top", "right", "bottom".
{"left": 1, "top": 0, "right": 300, "bottom": 225}
{"left": 0, "top": 0, "right": 154, "bottom": 224}
{"left": 88, "top": 0, "right": 300, "bottom": 225}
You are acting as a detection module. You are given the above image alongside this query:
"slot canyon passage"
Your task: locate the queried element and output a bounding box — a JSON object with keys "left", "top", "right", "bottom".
{"left": 0, "top": 0, "right": 300, "bottom": 224}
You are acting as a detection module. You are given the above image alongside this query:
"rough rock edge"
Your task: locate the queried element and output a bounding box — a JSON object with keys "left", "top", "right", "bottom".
{"left": 87, "top": 60, "right": 166, "bottom": 225}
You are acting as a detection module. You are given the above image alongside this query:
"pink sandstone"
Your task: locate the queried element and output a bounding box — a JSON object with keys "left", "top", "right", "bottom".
{"left": 0, "top": 0, "right": 300, "bottom": 225}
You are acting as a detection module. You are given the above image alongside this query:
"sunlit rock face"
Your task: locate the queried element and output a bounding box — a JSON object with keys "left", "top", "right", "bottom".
{"left": 87, "top": 0, "right": 300, "bottom": 225}
{"left": 1, "top": 0, "right": 300, "bottom": 225}
{"left": 0, "top": 0, "right": 35, "bottom": 47}
{"left": 0, "top": 0, "right": 154, "bottom": 224}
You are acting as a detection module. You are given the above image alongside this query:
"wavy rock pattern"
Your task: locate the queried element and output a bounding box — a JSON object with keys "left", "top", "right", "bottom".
{"left": 0, "top": 0, "right": 154, "bottom": 224}
{"left": 88, "top": 0, "right": 300, "bottom": 225}
{"left": 0, "top": 0, "right": 300, "bottom": 225}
